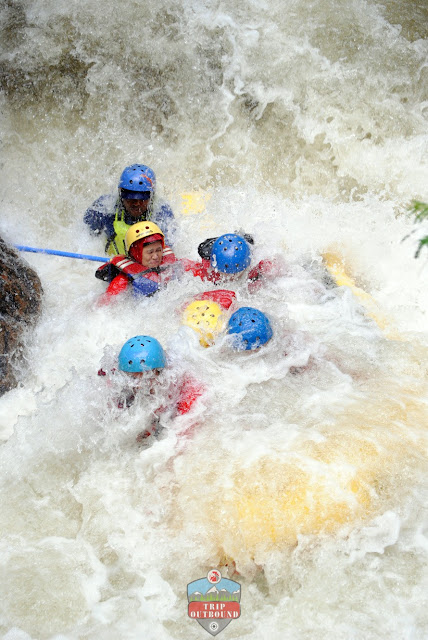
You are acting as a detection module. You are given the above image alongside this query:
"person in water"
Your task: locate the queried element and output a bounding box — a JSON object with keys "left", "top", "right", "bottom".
{"left": 182, "top": 233, "right": 286, "bottom": 291}
{"left": 180, "top": 292, "right": 315, "bottom": 372}
{"left": 96, "top": 227, "right": 286, "bottom": 305}
{"left": 180, "top": 290, "right": 274, "bottom": 351}
{"left": 180, "top": 290, "right": 237, "bottom": 347}
{"left": 226, "top": 307, "right": 273, "bottom": 350}
{"left": 84, "top": 164, "right": 176, "bottom": 254}
{"left": 95, "top": 221, "right": 178, "bottom": 303}
{"left": 98, "top": 335, "right": 205, "bottom": 440}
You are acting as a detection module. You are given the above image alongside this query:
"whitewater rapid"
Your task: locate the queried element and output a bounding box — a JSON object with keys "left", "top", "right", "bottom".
{"left": 1, "top": 0, "right": 427, "bottom": 638}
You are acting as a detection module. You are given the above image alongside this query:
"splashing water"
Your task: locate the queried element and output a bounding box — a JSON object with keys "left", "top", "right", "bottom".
{"left": 0, "top": 0, "right": 427, "bottom": 638}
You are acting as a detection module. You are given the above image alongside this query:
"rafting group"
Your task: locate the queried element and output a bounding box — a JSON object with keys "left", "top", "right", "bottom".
{"left": 85, "top": 163, "right": 321, "bottom": 441}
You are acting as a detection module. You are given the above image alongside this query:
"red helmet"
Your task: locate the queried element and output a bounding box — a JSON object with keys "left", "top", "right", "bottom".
{"left": 129, "top": 233, "right": 164, "bottom": 263}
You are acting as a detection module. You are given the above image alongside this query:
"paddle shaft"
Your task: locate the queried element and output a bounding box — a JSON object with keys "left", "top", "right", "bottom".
{"left": 15, "top": 245, "right": 106, "bottom": 263}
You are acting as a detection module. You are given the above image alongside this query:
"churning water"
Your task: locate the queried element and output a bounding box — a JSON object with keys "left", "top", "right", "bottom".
{"left": 0, "top": 1, "right": 427, "bottom": 638}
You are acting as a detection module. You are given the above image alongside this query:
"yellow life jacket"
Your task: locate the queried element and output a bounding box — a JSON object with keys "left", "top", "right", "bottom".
{"left": 106, "top": 202, "right": 155, "bottom": 256}
{"left": 106, "top": 208, "right": 129, "bottom": 256}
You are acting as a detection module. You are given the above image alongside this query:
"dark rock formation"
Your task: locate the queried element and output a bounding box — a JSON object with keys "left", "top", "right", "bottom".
{"left": 0, "top": 236, "right": 43, "bottom": 394}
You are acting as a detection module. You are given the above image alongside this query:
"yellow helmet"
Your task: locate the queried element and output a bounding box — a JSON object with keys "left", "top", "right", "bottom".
{"left": 124, "top": 222, "right": 165, "bottom": 253}
{"left": 182, "top": 300, "right": 224, "bottom": 347}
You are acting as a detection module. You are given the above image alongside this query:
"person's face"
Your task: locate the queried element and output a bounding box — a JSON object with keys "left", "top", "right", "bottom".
{"left": 128, "top": 368, "right": 163, "bottom": 392}
{"left": 128, "top": 369, "right": 162, "bottom": 380}
{"left": 141, "top": 241, "right": 163, "bottom": 268}
{"left": 122, "top": 198, "right": 150, "bottom": 218}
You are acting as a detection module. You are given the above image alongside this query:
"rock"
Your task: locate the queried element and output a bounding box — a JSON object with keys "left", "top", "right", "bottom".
{"left": 0, "top": 236, "right": 43, "bottom": 394}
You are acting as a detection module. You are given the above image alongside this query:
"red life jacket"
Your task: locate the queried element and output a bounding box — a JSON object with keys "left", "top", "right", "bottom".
{"left": 181, "top": 257, "right": 276, "bottom": 288}
{"left": 98, "top": 367, "right": 204, "bottom": 440}
{"left": 97, "top": 246, "right": 176, "bottom": 282}
{"left": 175, "top": 376, "right": 205, "bottom": 415}
{"left": 196, "top": 289, "right": 236, "bottom": 310}
{"left": 181, "top": 258, "right": 222, "bottom": 284}
{"left": 110, "top": 255, "right": 155, "bottom": 278}
{"left": 97, "top": 247, "right": 177, "bottom": 301}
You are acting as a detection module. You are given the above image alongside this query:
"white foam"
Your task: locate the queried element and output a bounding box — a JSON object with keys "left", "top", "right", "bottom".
{"left": 0, "top": 0, "right": 427, "bottom": 637}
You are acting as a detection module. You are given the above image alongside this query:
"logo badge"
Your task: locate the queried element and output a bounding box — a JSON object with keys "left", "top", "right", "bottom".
{"left": 187, "top": 570, "right": 241, "bottom": 636}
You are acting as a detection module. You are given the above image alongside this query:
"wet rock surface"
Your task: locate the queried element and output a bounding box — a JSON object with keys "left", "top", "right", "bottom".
{"left": 0, "top": 236, "right": 43, "bottom": 394}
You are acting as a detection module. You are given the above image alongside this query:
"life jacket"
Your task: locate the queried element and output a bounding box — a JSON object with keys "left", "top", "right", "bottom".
{"left": 105, "top": 204, "right": 153, "bottom": 256}
{"left": 96, "top": 247, "right": 177, "bottom": 284}
{"left": 176, "top": 376, "right": 205, "bottom": 415}
{"left": 181, "top": 258, "right": 223, "bottom": 284}
{"left": 99, "top": 368, "right": 204, "bottom": 440}
{"left": 196, "top": 289, "right": 236, "bottom": 310}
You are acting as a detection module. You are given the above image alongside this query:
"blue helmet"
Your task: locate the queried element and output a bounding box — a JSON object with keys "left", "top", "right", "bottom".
{"left": 118, "top": 335, "right": 166, "bottom": 372}
{"left": 227, "top": 307, "right": 273, "bottom": 350}
{"left": 210, "top": 234, "right": 251, "bottom": 274}
{"left": 119, "top": 165, "right": 156, "bottom": 196}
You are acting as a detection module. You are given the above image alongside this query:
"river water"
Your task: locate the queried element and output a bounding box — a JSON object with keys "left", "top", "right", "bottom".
{"left": 0, "top": 1, "right": 427, "bottom": 638}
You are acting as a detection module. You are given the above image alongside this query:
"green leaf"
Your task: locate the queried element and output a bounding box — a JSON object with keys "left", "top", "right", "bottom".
{"left": 407, "top": 200, "right": 428, "bottom": 258}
